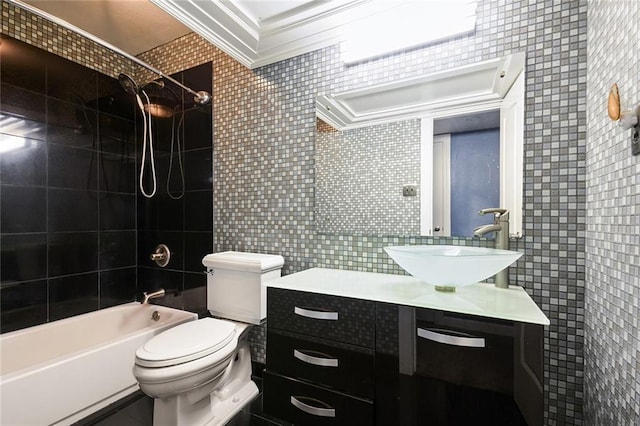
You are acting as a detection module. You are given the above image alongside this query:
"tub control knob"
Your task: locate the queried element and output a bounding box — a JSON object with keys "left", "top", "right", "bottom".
{"left": 150, "top": 244, "right": 170, "bottom": 267}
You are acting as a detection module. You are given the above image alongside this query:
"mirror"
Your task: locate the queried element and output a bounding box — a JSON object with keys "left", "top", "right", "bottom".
{"left": 315, "top": 53, "right": 525, "bottom": 237}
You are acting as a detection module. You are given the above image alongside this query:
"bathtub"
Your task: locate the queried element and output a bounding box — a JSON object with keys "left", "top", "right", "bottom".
{"left": 0, "top": 302, "right": 197, "bottom": 425}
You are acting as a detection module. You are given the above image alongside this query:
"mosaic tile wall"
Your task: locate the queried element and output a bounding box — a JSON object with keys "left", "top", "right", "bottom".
{"left": 139, "top": 1, "right": 589, "bottom": 423}
{"left": 0, "top": 2, "right": 134, "bottom": 79}
{"left": 3, "top": 0, "right": 590, "bottom": 423}
{"left": 584, "top": 0, "right": 640, "bottom": 423}
{"left": 315, "top": 119, "right": 421, "bottom": 235}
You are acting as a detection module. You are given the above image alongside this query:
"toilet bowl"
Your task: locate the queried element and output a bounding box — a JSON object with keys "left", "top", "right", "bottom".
{"left": 133, "top": 318, "right": 256, "bottom": 426}
{"left": 132, "top": 251, "right": 284, "bottom": 426}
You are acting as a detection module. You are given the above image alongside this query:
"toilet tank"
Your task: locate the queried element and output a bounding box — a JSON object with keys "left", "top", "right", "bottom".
{"left": 202, "top": 251, "right": 284, "bottom": 324}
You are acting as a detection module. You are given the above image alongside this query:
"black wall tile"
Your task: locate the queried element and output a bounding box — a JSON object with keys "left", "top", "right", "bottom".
{"left": 47, "top": 95, "right": 98, "bottom": 144}
{"left": 1, "top": 233, "right": 47, "bottom": 283}
{"left": 97, "top": 112, "right": 136, "bottom": 155}
{"left": 48, "top": 143, "right": 97, "bottom": 190}
{"left": 99, "top": 192, "right": 136, "bottom": 230}
{"left": 184, "top": 231, "right": 213, "bottom": 272}
{"left": 99, "top": 152, "right": 137, "bottom": 193}
{"left": 46, "top": 51, "right": 98, "bottom": 105}
{"left": 100, "top": 230, "right": 136, "bottom": 269}
{"left": 48, "top": 231, "right": 99, "bottom": 277}
{"left": 148, "top": 115, "right": 177, "bottom": 153}
{"left": 137, "top": 196, "right": 159, "bottom": 231}
{"left": 184, "top": 148, "right": 213, "bottom": 190}
{"left": 0, "top": 35, "right": 46, "bottom": 93}
{"left": 49, "top": 272, "right": 99, "bottom": 321}
{"left": 0, "top": 84, "right": 47, "bottom": 127}
{"left": 48, "top": 188, "right": 99, "bottom": 232}
{"left": 183, "top": 107, "right": 212, "bottom": 150}
{"left": 1, "top": 185, "right": 47, "bottom": 233}
{"left": 137, "top": 266, "right": 183, "bottom": 297}
{"left": 183, "top": 62, "right": 212, "bottom": 93}
{"left": 184, "top": 271, "right": 207, "bottom": 290}
{"left": 184, "top": 190, "right": 213, "bottom": 231}
{"left": 100, "top": 267, "right": 136, "bottom": 308}
{"left": 0, "top": 280, "right": 48, "bottom": 333}
{"left": 158, "top": 194, "right": 185, "bottom": 231}
{"left": 0, "top": 137, "right": 47, "bottom": 186}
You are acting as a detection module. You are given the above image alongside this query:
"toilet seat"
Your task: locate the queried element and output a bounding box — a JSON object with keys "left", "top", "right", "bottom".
{"left": 136, "top": 318, "right": 236, "bottom": 368}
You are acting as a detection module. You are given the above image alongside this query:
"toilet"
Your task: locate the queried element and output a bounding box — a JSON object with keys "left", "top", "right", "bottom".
{"left": 132, "top": 251, "right": 284, "bottom": 426}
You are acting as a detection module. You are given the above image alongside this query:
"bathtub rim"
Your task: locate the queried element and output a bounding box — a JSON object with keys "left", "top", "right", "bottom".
{"left": 0, "top": 302, "right": 198, "bottom": 380}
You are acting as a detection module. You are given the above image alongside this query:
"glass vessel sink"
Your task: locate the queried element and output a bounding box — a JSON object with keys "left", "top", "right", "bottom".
{"left": 384, "top": 245, "right": 522, "bottom": 292}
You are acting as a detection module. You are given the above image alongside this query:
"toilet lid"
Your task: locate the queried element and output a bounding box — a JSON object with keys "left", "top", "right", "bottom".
{"left": 135, "top": 318, "right": 236, "bottom": 368}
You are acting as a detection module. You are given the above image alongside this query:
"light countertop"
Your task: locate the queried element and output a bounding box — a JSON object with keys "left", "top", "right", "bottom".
{"left": 266, "top": 268, "right": 549, "bottom": 325}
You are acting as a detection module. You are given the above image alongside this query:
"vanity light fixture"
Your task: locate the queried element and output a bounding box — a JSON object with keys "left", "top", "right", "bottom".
{"left": 608, "top": 83, "right": 640, "bottom": 155}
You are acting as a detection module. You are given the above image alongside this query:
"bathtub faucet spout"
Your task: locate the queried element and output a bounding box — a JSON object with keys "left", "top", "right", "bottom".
{"left": 142, "top": 289, "right": 165, "bottom": 304}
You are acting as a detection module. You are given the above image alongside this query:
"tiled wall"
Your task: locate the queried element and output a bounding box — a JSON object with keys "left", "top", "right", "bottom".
{"left": 136, "top": 63, "right": 214, "bottom": 313}
{"left": 140, "top": 1, "right": 588, "bottom": 423}
{"left": 1, "top": 0, "right": 591, "bottom": 423}
{"left": 1, "top": 1, "right": 214, "bottom": 328}
{"left": 315, "top": 119, "right": 421, "bottom": 235}
{"left": 0, "top": 35, "right": 138, "bottom": 331}
{"left": 137, "top": 1, "right": 587, "bottom": 422}
{"left": 584, "top": 0, "right": 640, "bottom": 423}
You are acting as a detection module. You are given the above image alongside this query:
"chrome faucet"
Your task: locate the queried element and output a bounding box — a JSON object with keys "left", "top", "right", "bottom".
{"left": 474, "top": 208, "right": 511, "bottom": 289}
{"left": 141, "top": 289, "right": 165, "bottom": 304}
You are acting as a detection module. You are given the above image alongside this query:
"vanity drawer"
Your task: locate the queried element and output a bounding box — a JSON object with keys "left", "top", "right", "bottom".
{"left": 415, "top": 319, "right": 513, "bottom": 395}
{"left": 267, "top": 330, "right": 375, "bottom": 399}
{"left": 263, "top": 370, "right": 374, "bottom": 426}
{"left": 267, "top": 288, "right": 376, "bottom": 347}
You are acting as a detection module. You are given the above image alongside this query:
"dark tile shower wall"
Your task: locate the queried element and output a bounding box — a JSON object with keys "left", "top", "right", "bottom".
{"left": 0, "top": 34, "right": 214, "bottom": 331}
{"left": 0, "top": 35, "right": 138, "bottom": 331}
{"left": 136, "top": 62, "right": 213, "bottom": 313}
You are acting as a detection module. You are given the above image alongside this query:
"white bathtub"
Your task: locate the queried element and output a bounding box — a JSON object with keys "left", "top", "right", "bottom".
{"left": 0, "top": 302, "right": 197, "bottom": 426}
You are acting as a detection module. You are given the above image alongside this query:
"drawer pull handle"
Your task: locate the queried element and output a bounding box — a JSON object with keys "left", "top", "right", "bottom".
{"left": 293, "top": 349, "right": 339, "bottom": 367}
{"left": 417, "top": 327, "right": 485, "bottom": 348}
{"left": 290, "top": 396, "right": 336, "bottom": 417}
{"left": 294, "top": 306, "right": 339, "bottom": 320}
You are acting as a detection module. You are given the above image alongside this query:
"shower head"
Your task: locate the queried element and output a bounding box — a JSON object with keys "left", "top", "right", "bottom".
{"left": 118, "top": 73, "right": 139, "bottom": 96}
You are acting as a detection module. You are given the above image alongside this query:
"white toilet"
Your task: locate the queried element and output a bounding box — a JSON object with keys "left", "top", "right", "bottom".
{"left": 132, "top": 251, "right": 284, "bottom": 426}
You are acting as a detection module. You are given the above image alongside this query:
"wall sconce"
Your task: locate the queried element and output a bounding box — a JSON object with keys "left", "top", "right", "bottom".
{"left": 608, "top": 83, "right": 640, "bottom": 155}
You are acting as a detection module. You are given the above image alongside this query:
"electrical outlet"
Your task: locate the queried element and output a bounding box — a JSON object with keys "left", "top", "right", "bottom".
{"left": 402, "top": 185, "right": 417, "bottom": 197}
{"left": 632, "top": 122, "right": 640, "bottom": 156}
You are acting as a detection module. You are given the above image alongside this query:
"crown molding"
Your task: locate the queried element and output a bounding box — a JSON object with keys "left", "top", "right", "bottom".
{"left": 316, "top": 53, "right": 526, "bottom": 130}
{"left": 151, "top": 0, "right": 373, "bottom": 69}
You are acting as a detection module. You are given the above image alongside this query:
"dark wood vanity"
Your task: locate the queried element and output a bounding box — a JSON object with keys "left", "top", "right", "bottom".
{"left": 262, "top": 268, "right": 547, "bottom": 425}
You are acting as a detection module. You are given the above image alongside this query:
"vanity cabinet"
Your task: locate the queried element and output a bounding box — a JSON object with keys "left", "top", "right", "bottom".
{"left": 263, "top": 288, "right": 376, "bottom": 425}
{"left": 263, "top": 268, "right": 548, "bottom": 426}
{"left": 397, "top": 308, "right": 543, "bottom": 425}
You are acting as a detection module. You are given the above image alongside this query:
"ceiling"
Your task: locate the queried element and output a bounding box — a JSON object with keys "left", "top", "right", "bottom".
{"left": 22, "top": 0, "right": 192, "bottom": 55}
{"left": 18, "top": 0, "right": 477, "bottom": 69}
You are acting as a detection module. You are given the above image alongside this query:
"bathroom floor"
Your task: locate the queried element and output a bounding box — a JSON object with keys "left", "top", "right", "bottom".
{"left": 75, "top": 375, "right": 288, "bottom": 426}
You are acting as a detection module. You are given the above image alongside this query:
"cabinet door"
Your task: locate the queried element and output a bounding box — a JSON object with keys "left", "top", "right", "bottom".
{"left": 263, "top": 371, "right": 374, "bottom": 426}
{"left": 415, "top": 319, "right": 514, "bottom": 395}
{"left": 267, "top": 330, "right": 375, "bottom": 399}
{"left": 514, "top": 322, "right": 544, "bottom": 426}
{"left": 268, "top": 288, "right": 376, "bottom": 347}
